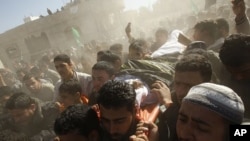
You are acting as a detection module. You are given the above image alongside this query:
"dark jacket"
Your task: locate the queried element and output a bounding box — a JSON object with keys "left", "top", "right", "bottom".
{"left": 158, "top": 92, "right": 180, "bottom": 141}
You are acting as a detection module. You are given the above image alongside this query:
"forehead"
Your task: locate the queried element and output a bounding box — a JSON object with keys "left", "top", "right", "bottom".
{"left": 174, "top": 71, "right": 203, "bottom": 84}
{"left": 179, "top": 101, "right": 225, "bottom": 124}
{"left": 59, "top": 92, "right": 75, "bottom": 97}
{"left": 92, "top": 69, "right": 110, "bottom": 77}
{"left": 54, "top": 61, "right": 70, "bottom": 66}
{"left": 99, "top": 105, "right": 133, "bottom": 120}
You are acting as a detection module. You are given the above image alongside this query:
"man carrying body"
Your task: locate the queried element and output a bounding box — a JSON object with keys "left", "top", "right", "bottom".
{"left": 219, "top": 33, "right": 250, "bottom": 118}
{"left": 177, "top": 83, "right": 245, "bottom": 141}
{"left": 97, "top": 80, "right": 139, "bottom": 141}
{"left": 153, "top": 53, "right": 212, "bottom": 141}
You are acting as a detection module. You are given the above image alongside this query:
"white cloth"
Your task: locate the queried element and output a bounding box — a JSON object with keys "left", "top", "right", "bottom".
{"left": 151, "top": 30, "right": 185, "bottom": 58}
{"left": 115, "top": 75, "right": 158, "bottom": 107}
{"left": 207, "top": 37, "right": 224, "bottom": 52}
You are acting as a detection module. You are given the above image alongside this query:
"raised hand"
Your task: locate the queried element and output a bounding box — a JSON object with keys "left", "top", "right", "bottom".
{"left": 151, "top": 81, "right": 172, "bottom": 106}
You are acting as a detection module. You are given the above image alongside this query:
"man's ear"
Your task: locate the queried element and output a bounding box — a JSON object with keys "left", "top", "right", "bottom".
{"left": 88, "top": 130, "right": 99, "bottom": 141}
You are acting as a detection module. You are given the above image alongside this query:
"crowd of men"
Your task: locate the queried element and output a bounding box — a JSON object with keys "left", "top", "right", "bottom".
{"left": 0, "top": 0, "right": 250, "bottom": 141}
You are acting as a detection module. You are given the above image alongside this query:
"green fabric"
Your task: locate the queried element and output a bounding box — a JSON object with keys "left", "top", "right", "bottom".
{"left": 119, "top": 59, "right": 175, "bottom": 86}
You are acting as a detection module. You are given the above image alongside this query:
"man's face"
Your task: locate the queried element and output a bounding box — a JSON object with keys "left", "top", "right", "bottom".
{"left": 9, "top": 106, "right": 35, "bottom": 126}
{"left": 92, "top": 69, "right": 113, "bottom": 92}
{"left": 24, "top": 77, "right": 40, "bottom": 93}
{"left": 54, "top": 61, "right": 73, "bottom": 80}
{"left": 226, "top": 63, "right": 250, "bottom": 82}
{"left": 99, "top": 105, "right": 135, "bottom": 141}
{"left": 59, "top": 92, "right": 80, "bottom": 109}
{"left": 174, "top": 71, "right": 204, "bottom": 104}
{"left": 177, "top": 101, "right": 228, "bottom": 141}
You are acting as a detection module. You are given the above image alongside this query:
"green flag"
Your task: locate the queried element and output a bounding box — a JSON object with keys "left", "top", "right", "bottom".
{"left": 71, "top": 27, "right": 83, "bottom": 46}
{"left": 189, "top": 0, "right": 199, "bottom": 15}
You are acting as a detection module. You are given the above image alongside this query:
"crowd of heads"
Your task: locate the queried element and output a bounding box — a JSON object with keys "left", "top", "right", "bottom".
{"left": 0, "top": 1, "right": 250, "bottom": 141}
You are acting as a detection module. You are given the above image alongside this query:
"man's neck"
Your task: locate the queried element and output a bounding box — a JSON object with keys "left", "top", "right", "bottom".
{"left": 62, "top": 71, "right": 75, "bottom": 81}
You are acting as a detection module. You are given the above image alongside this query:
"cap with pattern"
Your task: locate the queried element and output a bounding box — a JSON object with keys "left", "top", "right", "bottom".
{"left": 183, "top": 82, "right": 245, "bottom": 124}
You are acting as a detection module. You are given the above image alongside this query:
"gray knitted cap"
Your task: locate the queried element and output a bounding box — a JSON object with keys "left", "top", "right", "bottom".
{"left": 183, "top": 83, "right": 245, "bottom": 124}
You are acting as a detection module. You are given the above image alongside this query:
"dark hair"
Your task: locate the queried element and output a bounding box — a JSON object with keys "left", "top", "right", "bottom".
{"left": 175, "top": 54, "right": 212, "bottom": 82}
{"left": 59, "top": 80, "right": 82, "bottom": 96}
{"left": 92, "top": 61, "right": 115, "bottom": 77}
{"left": 183, "top": 41, "right": 208, "bottom": 58}
{"left": 97, "top": 50, "right": 106, "bottom": 57}
{"left": 97, "top": 80, "right": 136, "bottom": 113}
{"left": 220, "top": 34, "right": 250, "bottom": 67}
{"left": 194, "top": 20, "right": 218, "bottom": 40}
{"left": 110, "top": 43, "right": 123, "bottom": 52}
{"left": 129, "top": 39, "right": 149, "bottom": 53}
{"left": 54, "top": 104, "right": 100, "bottom": 136}
{"left": 5, "top": 92, "right": 35, "bottom": 110}
{"left": 53, "top": 54, "right": 71, "bottom": 64}
{"left": 98, "top": 50, "right": 121, "bottom": 64}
